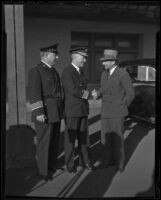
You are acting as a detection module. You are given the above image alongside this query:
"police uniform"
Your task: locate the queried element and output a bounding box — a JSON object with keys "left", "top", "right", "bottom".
{"left": 98, "top": 49, "right": 135, "bottom": 172}
{"left": 61, "top": 47, "right": 92, "bottom": 172}
{"left": 28, "top": 44, "right": 64, "bottom": 176}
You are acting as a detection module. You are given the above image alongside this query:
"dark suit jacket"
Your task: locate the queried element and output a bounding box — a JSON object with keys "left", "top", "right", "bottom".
{"left": 98, "top": 66, "right": 135, "bottom": 118}
{"left": 28, "top": 62, "right": 64, "bottom": 123}
{"left": 61, "top": 64, "right": 89, "bottom": 117}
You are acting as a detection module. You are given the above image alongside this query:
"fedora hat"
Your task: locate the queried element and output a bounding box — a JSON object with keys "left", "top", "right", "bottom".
{"left": 69, "top": 46, "right": 88, "bottom": 57}
{"left": 100, "top": 49, "right": 118, "bottom": 61}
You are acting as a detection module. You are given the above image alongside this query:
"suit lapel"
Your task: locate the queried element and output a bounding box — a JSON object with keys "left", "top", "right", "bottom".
{"left": 70, "top": 64, "right": 87, "bottom": 88}
{"left": 109, "top": 66, "right": 118, "bottom": 79}
{"left": 40, "top": 61, "right": 52, "bottom": 71}
{"left": 71, "top": 64, "right": 80, "bottom": 77}
{"left": 101, "top": 67, "right": 119, "bottom": 92}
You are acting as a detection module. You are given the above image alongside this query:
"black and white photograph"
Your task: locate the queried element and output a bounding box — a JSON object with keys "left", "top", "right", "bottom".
{"left": 1, "top": 1, "right": 160, "bottom": 199}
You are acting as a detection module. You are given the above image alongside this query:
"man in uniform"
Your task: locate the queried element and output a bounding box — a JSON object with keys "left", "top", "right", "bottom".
{"left": 28, "top": 43, "right": 64, "bottom": 180}
{"left": 61, "top": 47, "right": 93, "bottom": 173}
{"left": 92, "top": 49, "right": 135, "bottom": 172}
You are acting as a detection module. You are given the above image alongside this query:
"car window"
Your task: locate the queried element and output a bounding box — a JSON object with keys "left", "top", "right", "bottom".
{"left": 148, "top": 66, "right": 155, "bottom": 81}
{"left": 137, "top": 66, "right": 147, "bottom": 81}
{"left": 137, "top": 65, "right": 155, "bottom": 81}
{"left": 125, "top": 65, "right": 155, "bottom": 81}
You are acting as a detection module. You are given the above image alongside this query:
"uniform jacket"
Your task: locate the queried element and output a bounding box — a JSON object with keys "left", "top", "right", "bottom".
{"left": 61, "top": 64, "right": 89, "bottom": 117}
{"left": 28, "top": 62, "right": 64, "bottom": 123}
{"left": 98, "top": 66, "right": 135, "bottom": 118}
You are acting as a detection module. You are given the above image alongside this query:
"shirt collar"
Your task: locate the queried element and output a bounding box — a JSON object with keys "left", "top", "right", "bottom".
{"left": 72, "top": 62, "right": 80, "bottom": 73}
{"left": 41, "top": 60, "right": 52, "bottom": 68}
{"left": 109, "top": 65, "right": 117, "bottom": 75}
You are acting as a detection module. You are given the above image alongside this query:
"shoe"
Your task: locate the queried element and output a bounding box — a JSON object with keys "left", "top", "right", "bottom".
{"left": 40, "top": 169, "right": 55, "bottom": 181}
{"left": 84, "top": 163, "right": 95, "bottom": 170}
{"left": 67, "top": 166, "right": 77, "bottom": 173}
{"left": 48, "top": 168, "right": 57, "bottom": 173}
{"left": 40, "top": 174, "right": 50, "bottom": 181}
{"left": 117, "top": 162, "right": 125, "bottom": 172}
{"left": 49, "top": 166, "right": 64, "bottom": 171}
{"left": 99, "top": 162, "right": 115, "bottom": 169}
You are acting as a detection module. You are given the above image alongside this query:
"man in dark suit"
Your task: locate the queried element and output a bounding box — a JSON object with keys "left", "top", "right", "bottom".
{"left": 61, "top": 47, "right": 93, "bottom": 173}
{"left": 92, "top": 49, "right": 135, "bottom": 172}
{"left": 28, "top": 43, "right": 64, "bottom": 180}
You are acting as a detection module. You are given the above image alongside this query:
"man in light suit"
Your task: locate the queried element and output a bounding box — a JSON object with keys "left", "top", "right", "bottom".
{"left": 61, "top": 47, "right": 94, "bottom": 173}
{"left": 92, "top": 49, "right": 135, "bottom": 172}
{"left": 28, "top": 44, "right": 64, "bottom": 180}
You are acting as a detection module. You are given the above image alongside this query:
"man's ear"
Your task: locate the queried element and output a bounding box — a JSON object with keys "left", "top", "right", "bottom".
{"left": 44, "top": 52, "right": 49, "bottom": 58}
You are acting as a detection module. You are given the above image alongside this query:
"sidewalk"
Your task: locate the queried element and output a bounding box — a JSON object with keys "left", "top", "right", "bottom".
{"left": 5, "top": 100, "right": 156, "bottom": 198}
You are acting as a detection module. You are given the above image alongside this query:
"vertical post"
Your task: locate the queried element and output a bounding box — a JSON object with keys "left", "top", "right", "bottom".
{"left": 14, "top": 5, "right": 26, "bottom": 124}
{"left": 5, "top": 5, "right": 18, "bottom": 128}
{"left": 5, "top": 5, "right": 26, "bottom": 129}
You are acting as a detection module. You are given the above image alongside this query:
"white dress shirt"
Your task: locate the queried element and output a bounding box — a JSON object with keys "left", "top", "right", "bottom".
{"left": 109, "top": 65, "right": 117, "bottom": 75}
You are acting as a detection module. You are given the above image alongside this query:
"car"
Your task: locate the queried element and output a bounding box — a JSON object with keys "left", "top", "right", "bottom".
{"left": 119, "top": 58, "right": 156, "bottom": 124}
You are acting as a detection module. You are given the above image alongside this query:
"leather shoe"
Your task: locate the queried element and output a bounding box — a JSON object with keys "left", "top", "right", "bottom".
{"left": 84, "top": 163, "right": 95, "bottom": 170}
{"left": 117, "top": 162, "right": 125, "bottom": 172}
{"left": 100, "top": 162, "right": 115, "bottom": 169}
{"left": 40, "top": 175, "right": 50, "bottom": 181}
{"left": 48, "top": 168, "right": 57, "bottom": 173}
{"left": 67, "top": 166, "right": 77, "bottom": 173}
{"left": 49, "top": 167, "right": 64, "bottom": 171}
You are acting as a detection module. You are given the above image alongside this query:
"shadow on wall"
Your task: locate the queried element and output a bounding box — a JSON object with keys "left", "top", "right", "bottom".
{"left": 6, "top": 125, "right": 37, "bottom": 169}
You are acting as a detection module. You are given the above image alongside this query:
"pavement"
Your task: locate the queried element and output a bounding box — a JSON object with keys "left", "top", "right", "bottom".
{"left": 5, "top": 100, "right": 156, "bottom": 198}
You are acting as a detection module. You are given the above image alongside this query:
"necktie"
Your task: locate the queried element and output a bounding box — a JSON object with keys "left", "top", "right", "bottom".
{"left": 106, "top": 70, "right": 110, "bottom": 79}
{"left": 79, "top": 69, "right": 86, "bottom": 88}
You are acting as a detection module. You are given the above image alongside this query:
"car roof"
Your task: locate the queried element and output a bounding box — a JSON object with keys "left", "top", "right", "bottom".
{"left": 119, "top": 58, "right": 156, "bottom": 68}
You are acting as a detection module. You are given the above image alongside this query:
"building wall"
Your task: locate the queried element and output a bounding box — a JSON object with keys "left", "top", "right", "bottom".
{"left": 24, "top": 17, "right": 159, "bottom": 87}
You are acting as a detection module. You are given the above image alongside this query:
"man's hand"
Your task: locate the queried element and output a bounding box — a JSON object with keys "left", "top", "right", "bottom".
{"left": 92, "top": 89, "right": 98, "bottom": 100}
{"left": 82, "top": 90, "right": 89, "bottom": 99}
{"left": 36, "top": 114, "right": 47, "bottom": 122}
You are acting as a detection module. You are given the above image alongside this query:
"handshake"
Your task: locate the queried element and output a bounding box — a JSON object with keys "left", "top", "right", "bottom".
{"left": 91, "top": 89, "right": 98, "bottom": 100}
{"left": 82, "top": 89, "right": 98, "bottom": 100}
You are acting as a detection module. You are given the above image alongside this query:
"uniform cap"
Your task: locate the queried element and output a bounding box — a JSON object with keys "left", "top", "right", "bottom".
{"left": 69, "top": 46, "right": 88, "bottom": 57}
{"left": 40, "top": 43, "right": 59, "bottom": 54}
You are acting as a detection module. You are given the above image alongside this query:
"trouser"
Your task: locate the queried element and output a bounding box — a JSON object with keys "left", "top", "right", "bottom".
{"left": 64, "top": 117, "right": 90, "bottom": 169}
{"left": 101, "top": 117, "right": 125, "bottom": 166}
{"left": 34, "top": 121, "right": 61, "bottom": 176}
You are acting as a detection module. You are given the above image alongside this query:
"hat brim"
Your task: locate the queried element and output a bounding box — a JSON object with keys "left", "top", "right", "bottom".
{"left": 100, "top": 57, "right": 117, "bottom": 61}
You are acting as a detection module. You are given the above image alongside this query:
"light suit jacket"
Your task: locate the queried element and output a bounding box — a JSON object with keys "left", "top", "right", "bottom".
{"left": 98, "top": 66, "right": 135, "bottom": 118}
